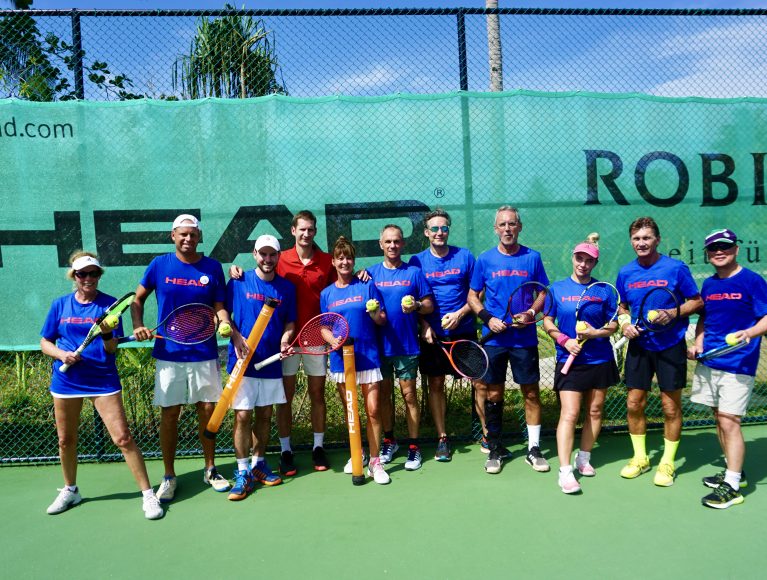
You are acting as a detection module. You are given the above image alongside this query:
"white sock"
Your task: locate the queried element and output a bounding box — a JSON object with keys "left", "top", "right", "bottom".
{"left": 724, "top": 469, "right": 741, "bottom": 490}
{"left": 313, "top": 432, "right": 324, "bottom": 449}
{"left": 141, "top": 488, "right": 154, "bottom": 499}
{"left": 576, "top": 450, "right": 591, "bottom": 465}
{"left": 237, "top": 458, "right": 250, "bottom": 472}
{"left": 280, "top": 437, "right": 292, "bottom": 453}
{"left": 559, "top": 465, "right": 573, "bottom": 475}
{"left": 65, "top": 484, "right": 77, "bottom": 492}
{"left": 250, "top": 454, "right": 262, "bottom": 469}
{"left": 527, "top": 424, "right": 541, "bottom": 450}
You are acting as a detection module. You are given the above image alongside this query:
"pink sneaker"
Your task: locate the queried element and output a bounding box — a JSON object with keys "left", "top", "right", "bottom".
{"left": 558, "top": 471, "right": 582, "bottom": 494}
{"left": 576, "top": 461, "right": 596, "bottom": 477}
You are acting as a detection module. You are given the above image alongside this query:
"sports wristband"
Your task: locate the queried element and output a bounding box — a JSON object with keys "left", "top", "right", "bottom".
{"left": 617, "top": 314, "right": 631, "bottom": 327}
{"left": 478, "top": 309, "right": 493, "bottom": 324}
{"left": 555, "top": 333, "right": 570, "bottom": 347}
{"left": 101, "top": 332, "right": 114, "bottom": 340}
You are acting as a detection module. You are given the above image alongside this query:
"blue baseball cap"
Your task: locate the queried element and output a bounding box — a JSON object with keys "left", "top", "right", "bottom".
{"left": 704, "top": 228, "right": 737, "bottom": 248}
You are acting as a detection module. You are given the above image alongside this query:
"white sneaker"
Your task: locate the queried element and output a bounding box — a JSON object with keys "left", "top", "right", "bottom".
{"left": 47, "top": 487, "right": 82, "bottom": 515}
{"left": 203, "top": 468, "right": 231, "bottom": 492}
{"left": 558, "top": 471, "right": 582, "bottom": 494}
{"left": 404, "top": 446, "right": 422, "bottom": 471}
{"left": 367, "top": 459, "right": 391, "bottom": 485}
{"left": 343, "top": 451, "right": 369, "bottom": 474}
{"left": 576, "top": 460, "right": 596, "bottom": 477}
{"left": 142, "top": 494, "right": 164, "bottom": 520}
{"left": 156, "top": 477, "right": 177, "bottom": 503}
{"left": 379, "top": 439, "right": 399, "bottom": 464}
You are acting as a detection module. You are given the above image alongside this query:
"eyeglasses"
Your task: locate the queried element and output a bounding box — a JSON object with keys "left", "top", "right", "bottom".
{"left": 74, "top": 270, "right": 102, "bottom": 279}
{"left": 706, "top": 243, "right": 735, "bottom": 253}
{"left": 428, "top": 225, "right": 450, "bottom": 233}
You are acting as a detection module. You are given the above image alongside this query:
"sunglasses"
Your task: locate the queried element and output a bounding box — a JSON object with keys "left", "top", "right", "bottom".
{"left": 706, "top": 242, "right": 735, "bottom": 253}
{"left": 74, "top": 270, "right": 102, "bottom": 279}
{"left": 428, "top": 225, "right": 450, "bottom": 233}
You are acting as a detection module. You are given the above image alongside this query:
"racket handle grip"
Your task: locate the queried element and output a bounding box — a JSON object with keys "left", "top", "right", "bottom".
{"left": 252, "top": 352, "right": 282, "bottom": 371}
{"left": 117, "top": 335, "right": 138, "bottom": 344}
{"left": 561, "top": 353, "right": 576, "bottom": 375}
{"left": 60, "top": 342, "right": 88, "bottom": 373}
{"left": 613, "top": 335, "right": 628, "bottom": 351}
{"left": 59, "top": 361, "right": 72, "bottom": 373}
{"left": 478, "top": 332, "right": 495, "bottom": 346}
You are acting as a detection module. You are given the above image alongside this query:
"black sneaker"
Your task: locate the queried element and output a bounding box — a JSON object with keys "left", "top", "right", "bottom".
{"left": 485, "top": 449, "right": 503, "bottom": 474}
{"left": 702, "top": 482, "right": 744, "bottom": 509}
{"left": 525, "top": 445, "right": 551, "bottom": 472}
{"left": 312, "top": 446, "right": 330, "bottom": 472}
{"left": 497, "top": 445, "right": 513, "bottom": 461}
{"left": 279, "top": 450, "right": 297, "bottom": 477}
{"left": 702, "top": 469, "right": 747, "bottom": 489}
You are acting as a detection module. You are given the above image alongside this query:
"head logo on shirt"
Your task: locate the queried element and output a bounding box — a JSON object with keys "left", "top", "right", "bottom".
{"left": 705, "top": 292, "right": 742, "bottom": 301}
{"left": 491, "top": 269, "right": 528, "bottom": 278}
{"left": 329, "top": 295, "right": 362, "bottom": 308}
{"left": 627, "top": 279, "right": 668, "bottom": 289}
{"left": 164, "top": 276, "right": 207, "bottom": 287}
{"left": 246, "top": 292, "right": 282, "bottom": 305}
{"left": 60, "top": 316, "right": 98, "bottom": 325}
{"left": 426, "top": 268, "right": 461, "bottom": 279}
{"left": 376, "top": 280, "right": 412, "bottom": 287}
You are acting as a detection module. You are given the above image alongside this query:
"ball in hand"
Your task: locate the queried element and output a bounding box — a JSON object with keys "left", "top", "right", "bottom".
{"left": 366, "top": 299, "right": 379, "bottom": 313}
{"left": 725, "top": 333, "right": 739, "bottom": 346}
{"left": 218, "top": 322, "right": 232, "bottom": 338}
{"left": 103, "top": 314, "right": 119, "bottom": 329}
{"left": 441, "top": 315, "right": 450, "bottom": 329}
{"left": 575, "top": 321, "right": 587, "bottom": 332}
{"left": 647, "top": 310, "right": 659, "bottom": 322}
{"left": 401, "top": 295, "right": 415, "bottom": 308}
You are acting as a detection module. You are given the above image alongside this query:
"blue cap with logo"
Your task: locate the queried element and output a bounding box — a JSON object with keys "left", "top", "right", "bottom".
{"left": 704, "top": 228, "right": 737, "bottom": 248}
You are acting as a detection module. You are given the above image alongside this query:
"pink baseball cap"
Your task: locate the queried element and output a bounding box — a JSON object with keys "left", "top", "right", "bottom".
{"left": 573, "top": 242, "right": 599, "bottom": 259}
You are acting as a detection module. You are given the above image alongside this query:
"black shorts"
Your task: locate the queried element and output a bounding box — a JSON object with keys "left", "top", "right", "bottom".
{"left": 554, "top": 360, "right": 620, "bottom": 392}
{"left": 624, "top": 338, "right": 687, "bottom": 392}
{"left": 419, "top": 332, "right": 477, "bottom": 378}
{"left": 482, "top": 345, "right": 540, "bottom": 385}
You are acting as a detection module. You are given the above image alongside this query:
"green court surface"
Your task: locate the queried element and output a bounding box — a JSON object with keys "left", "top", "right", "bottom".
{"left": 3, "top": 425, "right": 766, "bottom": 580}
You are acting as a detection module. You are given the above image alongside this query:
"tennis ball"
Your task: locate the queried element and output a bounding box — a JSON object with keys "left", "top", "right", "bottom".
{"left": 725, "top": 333, "right": 739, "bottom": 346}
{"left": 647, "top": 310, "right": 659, "bottom": 322}
{"left": 401, "top": 295, "right": 415, "bottom": 307}
{"left": 366, "top": 299, "right": 379, "bottom": 313}
{"left": 103, "top": 314, "right": 119, "bottom": 329}
{"left": 441, "top": 315, "right": 450, "bottom": 329}
{"left": 575, "top": 321, "right": 587, "bottom": 332}
{"left": 218, "top": 322, "right": 232, "bottom": 338}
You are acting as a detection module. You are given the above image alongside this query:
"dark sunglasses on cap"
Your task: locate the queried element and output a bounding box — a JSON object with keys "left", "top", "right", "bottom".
{"left": 74, "top": 269, "right": 103, "bottom": 279}
{"left": 428, "top": 225, "right": 450, "bottom": 233}
{"left": 706, "top": 242, "right": 735, "bottom": 253}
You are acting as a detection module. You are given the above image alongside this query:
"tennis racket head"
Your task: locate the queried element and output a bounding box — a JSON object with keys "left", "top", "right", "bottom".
{"left": 637, "top": 287, "right": 680, "bottom": 332}
{"left": 507, "top": 281, "right": 551, "bottom": 325}
{"left": 160, "top": 303, "right": 218, "bottom": 345}
{"left": 696, "top": 339, "right": 750, "bottom": 362}
{"left": 575, "top": 282, "right": 620, "bottom": 330}
{"left": 103, "top": 292, "right": 136, "bottom": 319}
{"left": 445, "top": 339, "right": 489, "bottom": 380}
{"left": 297, "top": 312, "right": 350, "bottom": 354}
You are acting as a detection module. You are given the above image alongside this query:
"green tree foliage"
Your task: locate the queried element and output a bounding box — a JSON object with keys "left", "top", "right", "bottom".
{"left": 173, "top": 5, "right": 285, "bottom": 99}
{"left": 0, "top": 12, "right": 141, "bottom": 101}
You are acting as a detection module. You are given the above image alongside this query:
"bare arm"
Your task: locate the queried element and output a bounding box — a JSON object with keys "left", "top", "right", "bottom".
{"left": 130, "top": 284, "right": 153, "bottom": 341}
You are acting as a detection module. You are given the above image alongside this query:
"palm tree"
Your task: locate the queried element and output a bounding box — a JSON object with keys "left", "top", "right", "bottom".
{"left": 174, "top": 5, "right": 284, "bottom": 99}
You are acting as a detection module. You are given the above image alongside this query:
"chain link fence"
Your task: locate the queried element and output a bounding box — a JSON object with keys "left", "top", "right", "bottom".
{"left": 2, "top": 7, "right": 767, "bottom": 464}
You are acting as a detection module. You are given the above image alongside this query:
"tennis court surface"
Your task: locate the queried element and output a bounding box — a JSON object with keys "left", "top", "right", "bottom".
{"left": 3, "top": 424, "right": 766, "bottom": 579}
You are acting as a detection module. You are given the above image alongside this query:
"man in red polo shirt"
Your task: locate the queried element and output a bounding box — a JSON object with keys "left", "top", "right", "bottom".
{"left": 231, "top": 210, "right": 336, "bottom": 475}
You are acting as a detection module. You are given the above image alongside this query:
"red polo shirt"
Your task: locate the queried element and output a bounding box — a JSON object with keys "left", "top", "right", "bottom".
{"left": 277, "top": 245, "right": 337, "bottom": 328}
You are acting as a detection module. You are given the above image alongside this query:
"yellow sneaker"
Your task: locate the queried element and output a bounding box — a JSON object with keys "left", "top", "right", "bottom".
{"left": 620, "top": 456, "right": 650, "bottom": 479}
{"left": 653, "top": 462, "right": 676, "bottom": 487}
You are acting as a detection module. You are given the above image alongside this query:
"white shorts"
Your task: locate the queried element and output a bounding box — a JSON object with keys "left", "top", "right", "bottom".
{"left": 282, "top": 352, "right": 328, "bottom": 377}
{"left": 331, "top": 368, "right": 383, "bottom": 386}
{"left": 154, "top": 359, "right": 222, "bottom": 407}
{"left": 232, "top": 377, "right": 287, "bottom": 409}
{"left": 691, "top": 363, "right": 754, "bottom": 417}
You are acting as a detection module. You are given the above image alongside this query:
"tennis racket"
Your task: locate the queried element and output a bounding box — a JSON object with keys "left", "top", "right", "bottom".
{"left": 435, "top": 337, "right": 489, "bottom": 380}
{"left": 613, "top": 286, "right": 681, "bottom": 351}
{"left": 561, "top": 282, "right": 620, "bottom": 375}
{"left": 119, "top": 302, "right": 218, "bottom": 345}
{"left": 252, "top": 312, "right": 350, "bottom": 371}
{"left": 478, "top": 281, "right": 551, "bottom": 346}
{"left": 204, "top": 298, "right": 279, "bottom": 440}
{"left": 60, "top": 292, "right": 135, "bottom": 372}
{"left": 696, "top": 337, "right": 750, "bottom": 362}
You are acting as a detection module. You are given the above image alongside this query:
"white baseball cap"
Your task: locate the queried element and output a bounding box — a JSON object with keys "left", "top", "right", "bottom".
{"left": 172, "top": 214, "right": 200, "bottom": 230}
{"left": 254, "top": 234, "right": 281, "bottom": 252}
